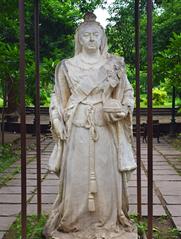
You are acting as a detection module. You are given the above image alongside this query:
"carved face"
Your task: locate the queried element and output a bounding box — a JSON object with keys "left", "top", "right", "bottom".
{"left": 79, "top": 24, "right": 102, "bottom": 52}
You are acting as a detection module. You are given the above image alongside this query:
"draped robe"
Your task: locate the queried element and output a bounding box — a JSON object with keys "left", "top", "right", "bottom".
{"left": 44, "top": 54, "right": 137, "bottom": 239}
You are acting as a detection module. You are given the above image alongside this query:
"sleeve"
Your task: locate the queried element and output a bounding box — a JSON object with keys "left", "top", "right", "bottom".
{"left": 120, "top": 58, "right": 134, "bottom": 112}
{"left": 49, "top": 61, "right": 71, "bottom": 138}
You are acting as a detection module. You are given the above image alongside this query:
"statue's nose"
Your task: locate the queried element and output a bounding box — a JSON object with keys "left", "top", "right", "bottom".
{"left": 90, "top": 34, "right": 95, "bottom": 42}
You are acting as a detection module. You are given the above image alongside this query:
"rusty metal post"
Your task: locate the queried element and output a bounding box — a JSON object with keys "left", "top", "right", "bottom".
{"left": 1, "top": 81, "right": 6, "bottom": 145}
{"left": 34, "top": 0, "right": 41, "bottom": 217}
{"left": 147, "top": 0, "right": 153, "bottom": 238}
{"left": 19, "top": 0, "right": 27, "bottom": 238}
{"left": 169, "top": 86, "right": 176, "bottom": 137}
{"left": 135, "top": 0, "right": 142, "bottom": 221}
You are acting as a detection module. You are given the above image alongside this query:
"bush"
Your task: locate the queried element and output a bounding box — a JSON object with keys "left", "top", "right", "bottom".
{"left": 0, "top": 144, "right": 19, "bottom": 174}
{"left": 0, "top": 97, "right": 3, "bottom": 107}
{"left": 152, "top": 87, "right": 167, "bottom": 105}
{"left": 8, "top": 214, "right": 47, "bottom": 239}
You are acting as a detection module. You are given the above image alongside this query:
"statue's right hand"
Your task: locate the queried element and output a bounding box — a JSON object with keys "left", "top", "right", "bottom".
{"left": 52, "top": 118, "right": 67, "bottom": 140}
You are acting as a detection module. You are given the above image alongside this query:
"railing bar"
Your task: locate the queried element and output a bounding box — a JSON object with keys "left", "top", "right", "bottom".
{"left": 135, "top": 0, "right": 142, "bottom": 220}
{"left": 147, "top": 0, "right": 153, "bottom": 238}
{"left": 34, "top": 0, "right": 41, "bottom": 217}
{"left": 19, "top": 0, "right": 27, "bottom": 238}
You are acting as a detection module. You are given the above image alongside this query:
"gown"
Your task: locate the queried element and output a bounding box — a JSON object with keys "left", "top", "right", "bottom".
{"left": 43, "top": 53, "right": 137, "bottom": 239}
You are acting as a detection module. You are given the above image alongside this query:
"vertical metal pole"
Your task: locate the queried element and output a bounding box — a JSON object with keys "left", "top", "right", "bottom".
{"left": 171, "top": 86, "right": 176, "bottom": 124}
{"left": 135, "top": 0, "right": 142, "bottom": 221}
{"left": 1, "top": 108, "right": 5, "bottom": 145}
{"left": 19, "top": 0, "right": 27, "bottom": 238}
{"left": 1, "top": 81, "right": 6, "bottom": 145}
{"left": 147, "top": 0, "right": 153, "bottom": 238}
{"left": 169, "top": 86, "right": 176, "bottom": 136}
{"left": 34, "top": 0, "right": 41, "bottom": 217}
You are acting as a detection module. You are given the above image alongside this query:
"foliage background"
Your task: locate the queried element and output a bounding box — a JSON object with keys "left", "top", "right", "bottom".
{"left": 0, "top": 0, "right": 180, "bottom": 109}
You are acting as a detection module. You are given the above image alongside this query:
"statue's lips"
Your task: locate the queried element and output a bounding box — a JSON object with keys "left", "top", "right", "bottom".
{"left": 88, "top": 43, "right": 96, "bottom": 47}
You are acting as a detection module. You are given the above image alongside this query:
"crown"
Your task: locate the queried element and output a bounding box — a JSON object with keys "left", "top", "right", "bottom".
{"left": 84, "top": 12, "right": 97, "bottom": 22}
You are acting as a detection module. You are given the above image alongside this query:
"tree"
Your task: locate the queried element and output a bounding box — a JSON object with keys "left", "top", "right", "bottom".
{"left": 106, "top": 0, "right": 135, "bottom": 65}
{"left": 153, "top": 0, "right": 181, "bottom": 54}
{"left": 154, "top": 33, "right": 181, "bottom": 94}
{"left": 106, "top": 0, "right": 181, "bottom": 97}
{"left": 0, "top": 0, "right": 105, "bottom": 110}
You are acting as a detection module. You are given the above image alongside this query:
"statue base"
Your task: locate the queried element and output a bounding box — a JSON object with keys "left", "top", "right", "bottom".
{"left": 49, "top": 229, "right": 138, "bottom": 239}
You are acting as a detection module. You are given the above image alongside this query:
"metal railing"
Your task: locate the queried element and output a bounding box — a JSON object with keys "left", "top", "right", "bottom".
{"left": 19, "top": 1, "right": 27, "bottom": 238}
{"left": 18, "top": 0, "right": 153, "bottom": 238}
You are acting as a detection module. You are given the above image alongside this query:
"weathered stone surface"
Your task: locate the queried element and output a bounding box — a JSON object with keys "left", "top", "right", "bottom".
{"left": 43, "top": 12, "right": 138, "bottom": 239}
{"left": 0, "top": 204, "right": 20, "bottom": 216}
{"left": 27, "top": 204, "right": 50, "bottom": 215}
{"left": 164, "top": 195, "right": 181, "bottom": 205}
{"left": 45, "top": 173, "right": 59, "bottom": 180}
{"left": 41, "top": 180, "right": 59, "bottom": 186}
{"left": 0, "top": 217, "right": 16, "bottom": 231}
{"left": 26, "top": 162, "right": 47, "bottom": 169}
{"left": 128, "top": 187, "right": 148, "bottom": 195}
{"left": 172, "top": 217, "right": 181, "bottom": 230}
{"left": 42, "top": 186, "right": 59, "bottom": 194}
{"left": 26, "top": 168, "right": 47, "bottom": 174}
{"left": 160, "top": 151, "right": 181, "bottom": 156}
{"left": 153, "top": 169, "right": 178, "bottom": 175}
{"left": 129, "top": 194, "right": 161, "bottom": 205}
{"left": 0, "top": 186, "right": 35, "bottom": 194}
{"left": 167, "top": 205, "right": 181, "bottom": 217}
{"left": 152, "top": 162, "right": 171, "bottom": 166}
{"left": 129, "top": 204, "right": 166, "bottom": 216}
{"left": 6, "top": 179, "right": 38, "bottom": 187}
{"left": 50, "top": 230, "right": 138, "bottom": 239}
{"left": 31, "top": 194, "right": 57, "bottom": 204}
{"left": 1, "top": 131, "right": 181, "bottom": 235}
{"left": 129, "top": 173, "right": 147, "bottom": 181}
{"left": 0, "top": 194, "right": 21, "bottom": 204}
{"left": 128, "top": 180, "right": 148, "bottom": 187}
{"left": 14, "top": 173, "right": 39, "bottom": 179}
{"left": 153, "top": 165, "right": 174, "bottom": 170}
{"left": 156, "top": 182, "right": 181, "bottom": 195}
{"left": 0, "top": 232, "right": 6, "bottom": 239}
{"left": 153, "top": 175, "right": 181, "bottom": 181}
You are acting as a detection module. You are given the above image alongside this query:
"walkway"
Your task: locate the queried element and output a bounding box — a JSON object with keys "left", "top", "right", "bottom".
{"left": 0, "top": 135, "right": 181, "bottom": 238}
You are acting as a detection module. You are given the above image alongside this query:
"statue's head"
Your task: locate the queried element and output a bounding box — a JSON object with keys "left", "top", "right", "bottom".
{"left": 75, "top": 12, "right": 108, "bottom": 55}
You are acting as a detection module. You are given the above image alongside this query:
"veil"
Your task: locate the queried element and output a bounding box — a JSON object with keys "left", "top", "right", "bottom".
{"left": 74, "top": 12, "right": 108, "bottom": 56}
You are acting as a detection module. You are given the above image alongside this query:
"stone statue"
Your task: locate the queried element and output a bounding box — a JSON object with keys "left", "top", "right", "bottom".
{"left": 43, "top": 12, "right": 137, "bottom": 239}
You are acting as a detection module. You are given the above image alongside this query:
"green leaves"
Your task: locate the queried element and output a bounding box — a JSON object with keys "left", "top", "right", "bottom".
{"left": 154, "top": 32, "right": 181, "bottom": 93}
{"left": 0, "top": 143, "right": 19, "bottom": 174}
{"left": 107, "top": 0, "right": 181, "bottom": 100}
{"left": 1, "top": 0, "right": 180, "bottom": 107}
{"left": 152, "top": 87, "right": 167, "bottom": 105}
{"left": 0, "top": 0, "right": 104, "bottom": 108}
{"left": 9, "top": 214, "right": 48, "bottom": 239}
{"left": 106, "top": 0, "right": 135, "bottom": 65}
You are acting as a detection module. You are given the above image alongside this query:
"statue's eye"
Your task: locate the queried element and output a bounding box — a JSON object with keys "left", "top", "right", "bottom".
{"left": 83, "top": 33, "right": 89, "bottom": 37}
{"left": 94, "top": 32, "right": 99, "bottom": 37}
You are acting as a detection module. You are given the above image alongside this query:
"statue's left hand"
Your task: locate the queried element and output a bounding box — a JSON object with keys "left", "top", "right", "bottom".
{"left": 105, "top": 111, "right": 127, "bottom": 122}
{"left": 103, "top": 99, "right": 129, "bottom": 122}
{"left": 110, "top": 111, "right": 127, "bottom": 121}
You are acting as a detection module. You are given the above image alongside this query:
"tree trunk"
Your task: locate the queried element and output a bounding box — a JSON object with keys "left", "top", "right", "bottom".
{"left": 6, "top": 76, "right": 19, "bottom": 121}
